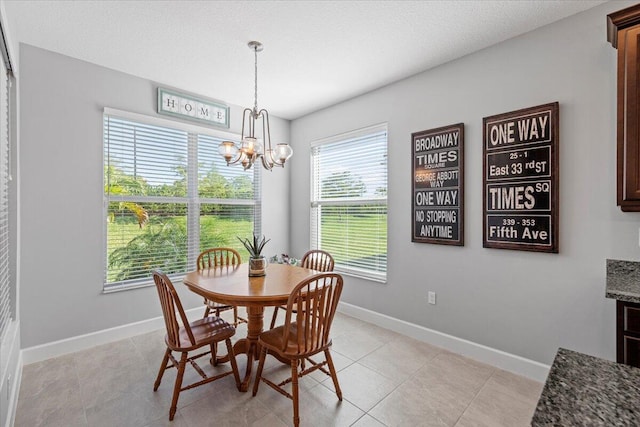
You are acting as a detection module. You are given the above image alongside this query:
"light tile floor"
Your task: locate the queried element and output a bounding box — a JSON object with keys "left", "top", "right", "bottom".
{"left": 14, "top": 309, "right": 544, "bottom": 427}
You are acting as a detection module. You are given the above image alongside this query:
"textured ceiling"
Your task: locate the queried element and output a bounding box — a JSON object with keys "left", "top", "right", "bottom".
{"left": 2, "top": 0, "right": 606, "bottom": 120}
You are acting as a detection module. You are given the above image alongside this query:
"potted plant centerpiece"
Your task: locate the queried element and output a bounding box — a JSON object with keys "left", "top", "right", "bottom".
{"left": 238, "top": 234, "right": 270, "bottom": 276}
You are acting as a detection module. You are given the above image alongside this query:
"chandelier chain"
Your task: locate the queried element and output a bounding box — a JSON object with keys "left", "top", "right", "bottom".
{"left": 253, "top": 44, "right": 258, "bottom": 113}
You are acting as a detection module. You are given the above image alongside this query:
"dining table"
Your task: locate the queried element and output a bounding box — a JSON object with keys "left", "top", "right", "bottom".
{"left": 183, "top": 262, "right": 320, "bottom": 392}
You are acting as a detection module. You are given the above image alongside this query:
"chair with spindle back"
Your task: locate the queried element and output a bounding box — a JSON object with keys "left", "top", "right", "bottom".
{"left": 152, "top": 270, "right": 241, "bottom": 421}
{"left": 269, "top": 249, "right": 334, "bottom": 329}
{"left": 252, "top": 272, "right": 344, "bottom": 427}
{"left": 197, "top": 247, "right": 246, "bottom": 326}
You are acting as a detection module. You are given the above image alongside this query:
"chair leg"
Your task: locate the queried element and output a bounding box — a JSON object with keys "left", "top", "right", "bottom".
{"left": 210, "top": 342, "right": 218, "bottom": 367}
{"left": 154, "top": 347, "right": 171, "bottom": 391}
{"left": 325, "top": 349, "right": 342, "bottom": 401}
{"left": 232, "top": 306, "right": 239, "bottom": 327}
{"left": 169, "top": 352, "right": 188, "bottom": 421}
{"left": 252, "top": 346, "right": 268, "bottom": 396}
{"left": 225, "top": 338, "right": 242, "bottom": 390}
{"left": 291, "top": 359, "right": 300, "bottom": 427}
{"left": 269, "top": 306, "right": 279, "bottom": 329}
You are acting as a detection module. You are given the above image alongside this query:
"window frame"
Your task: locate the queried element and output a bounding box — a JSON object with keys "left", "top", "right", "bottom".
{"left": 0, "top": 54, "right": 12, "bottom": 340}
{"left": 102, "top": 108, "right": 261, "bottom": 292}
{"left": 310, "top": 123, "right": 388, "bottom": 283}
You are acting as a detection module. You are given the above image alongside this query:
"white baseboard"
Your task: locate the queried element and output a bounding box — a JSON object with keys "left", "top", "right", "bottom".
{"left": 21, "top": 307, "right": 202, "bottom": 365}
{"left": 337, "top": 302, "right": 551, "bottom": 383}
{"left": 20, "top": 303, "right": 550, "bottom": 383}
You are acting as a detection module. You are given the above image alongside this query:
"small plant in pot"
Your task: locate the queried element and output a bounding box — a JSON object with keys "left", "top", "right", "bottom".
{"left": 238, "top": 234, "right": 270, "bottom": 277}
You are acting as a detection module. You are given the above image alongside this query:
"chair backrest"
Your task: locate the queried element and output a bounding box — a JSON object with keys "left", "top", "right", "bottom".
{"left": 197, "top": 247, "right": 241, "bottom": 270}
{"left": 300, "top": 250, "right": 334, "bottom": 272}
{"left": 280, "top": 273, "right": 343, "bottom": 356}
{"left": 153, "top": 270, "right": 196, "bottom": 348}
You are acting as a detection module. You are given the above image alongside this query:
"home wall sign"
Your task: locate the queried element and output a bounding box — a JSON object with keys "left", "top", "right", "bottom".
{"left": 157, "top": 88, "right": 229, "bottom": 128}
{"left": 412, "top": 123, "right": 464, "bottom": 246}
{"left": 482, "top": 102, "right": 559, "bottom": 253}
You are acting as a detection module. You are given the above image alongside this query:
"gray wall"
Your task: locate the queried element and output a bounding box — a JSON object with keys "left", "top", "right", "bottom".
{"left": 18, "top": 44, "right": 290, "bottom": 348}
{"left": 290, "top": 1, "right": 635, "bottom": 365}
{"left": 16, "top": 1, "right": 637, "bottom": 365}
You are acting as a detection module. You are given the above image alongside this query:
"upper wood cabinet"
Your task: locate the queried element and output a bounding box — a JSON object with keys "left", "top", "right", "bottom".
{"left": 609, "top": 4, "right": 640, "bottom": 211}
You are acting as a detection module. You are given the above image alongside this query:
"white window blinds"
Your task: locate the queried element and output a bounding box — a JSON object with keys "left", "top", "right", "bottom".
{"left": 311, "top": 124, "right": 388, "bottom": 282}
{"left": 104, "top": 111, "right": 260, "bottom": 291}
{"left": 0, "top": 58, "right": 11, "bottom": 339}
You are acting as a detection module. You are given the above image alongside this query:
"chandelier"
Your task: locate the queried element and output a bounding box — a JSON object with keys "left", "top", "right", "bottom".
{"left": 218, "top": 41, "right": 293, "bottom": 170}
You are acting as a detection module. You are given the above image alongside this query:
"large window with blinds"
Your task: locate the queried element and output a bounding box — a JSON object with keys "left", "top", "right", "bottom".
{"left": 104, "top": 110, "right": 260, "bottom": 291}
{"left": 310, "top": 124, "right": 387, "bottom": 282}
{"left": 0, "top": 49, "right": 12, "bottom": 339}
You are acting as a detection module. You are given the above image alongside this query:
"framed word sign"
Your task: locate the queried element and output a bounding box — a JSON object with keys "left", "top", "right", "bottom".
{"left": 157, "top": 88, "right": 229, "bottom": 128}
{"left": 412, "top": 123, "right": 464, "bottom": 245}
{"left": 483, "top": 102, "right": 559, "bottom": 253}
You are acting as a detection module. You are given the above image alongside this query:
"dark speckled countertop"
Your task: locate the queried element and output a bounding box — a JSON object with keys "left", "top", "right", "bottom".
{"left": 606, "top": 259, "right": 640, "bottom": 303}
{"left": 531, "top": 348, "right": 640, "bottom": 426}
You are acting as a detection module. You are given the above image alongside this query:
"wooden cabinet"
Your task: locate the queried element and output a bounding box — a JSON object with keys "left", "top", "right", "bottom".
{"left": 608, "top": 4, "right": 640, "bottom": 211}
{"left": 616, "top": 300, "right": 640, "bottom": 367}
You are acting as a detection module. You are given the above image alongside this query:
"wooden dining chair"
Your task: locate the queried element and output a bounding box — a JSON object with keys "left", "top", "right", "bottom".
{"left": 197, "top": 247, "right": 246, "bottom": 326}
{"left": 269, "top": 249, "right": 334, "bottom": 329}
{"left": 152, "top": 270, "right": 241, "bottom": 420}
{"left": 252, "top": 272, "right": 343, "bottom": 427}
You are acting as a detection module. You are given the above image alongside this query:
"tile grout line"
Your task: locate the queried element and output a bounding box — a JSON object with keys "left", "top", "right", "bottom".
{"left": 73, "top": 353, "right": 90, "bottom": 427}
{"left": 452, "top": 368, "right": 497, "bottom": 426}
{"left": 332, "top": 331, "right": 450, "bottom": 425}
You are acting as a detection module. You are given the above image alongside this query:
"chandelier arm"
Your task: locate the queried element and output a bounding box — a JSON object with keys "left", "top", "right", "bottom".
{"left": 265, "top": 150, "right": 277, "bottom": 167}
{"left": 260, "top": 108, "right": 279, "bottom": 167}
{"left": 241, "top": 108, "right": 250, "bottom": 141}
{"left": 259, "top": 109, "right": 273, "bottom": 150}
{"left": 227, "top": 154, "right": 243, "bottom": 165}
{"left": 261, "top": 108, "right": 285, "bottom": 167}
{"left": 250, "top": 111, "right": 255, "bottom": 138}
{"left": 260, "top": 154, "right": 273, "bottom": 171}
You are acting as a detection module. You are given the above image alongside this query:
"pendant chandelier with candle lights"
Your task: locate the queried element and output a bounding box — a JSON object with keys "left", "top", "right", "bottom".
{"left": 218, "top": 41, "right": 293, "bottom": 170}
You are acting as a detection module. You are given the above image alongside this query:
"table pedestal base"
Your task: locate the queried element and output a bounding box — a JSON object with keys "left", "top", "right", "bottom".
{"left": 211, "top": 305, "right": 290, "bottom": 391}
{"left": 210, "top": 306, "right": 263, "bottom": 391}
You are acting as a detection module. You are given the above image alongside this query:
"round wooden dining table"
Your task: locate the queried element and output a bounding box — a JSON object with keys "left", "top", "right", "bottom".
{"left": 183, "top": 262, "right": 319, "bottom": 392}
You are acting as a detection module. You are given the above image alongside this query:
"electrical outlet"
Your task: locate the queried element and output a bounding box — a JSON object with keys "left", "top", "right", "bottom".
{"left": 428, "top": 291, "right": 436, "bottom": 305}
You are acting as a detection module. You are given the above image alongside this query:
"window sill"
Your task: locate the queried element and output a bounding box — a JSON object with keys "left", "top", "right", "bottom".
{"left": 335, "top": 267, "right": 387, "bottom": 284}
{"left": 102, "top": 274, "right": 185, "bottom": 294}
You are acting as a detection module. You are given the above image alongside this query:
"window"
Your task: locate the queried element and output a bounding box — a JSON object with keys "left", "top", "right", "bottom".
{"left": 103, "top": 109, "right": 260, "bottom": 291}
{"left": 0, "top": 48, "right": 12, "bottom": 339}
{"left": 310, "top": 124, "right": 387, "bottom": 282}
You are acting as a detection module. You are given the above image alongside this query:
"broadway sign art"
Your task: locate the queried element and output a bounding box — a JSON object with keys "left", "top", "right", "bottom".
{"left": 412, "top": 123, "right": 464, "bottom": 246}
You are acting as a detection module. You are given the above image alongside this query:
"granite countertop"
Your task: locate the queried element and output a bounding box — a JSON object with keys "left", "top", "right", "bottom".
{"left": 606, "top": 259, "right": 640, "bottom": 303}
{"left": 531, "top": 348, "right": 640, "bottom": 426}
